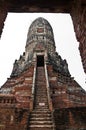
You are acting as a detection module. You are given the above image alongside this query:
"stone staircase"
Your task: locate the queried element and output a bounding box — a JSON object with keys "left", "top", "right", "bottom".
{"left": 28, "top": 67, "right": 55, "bottom": 130}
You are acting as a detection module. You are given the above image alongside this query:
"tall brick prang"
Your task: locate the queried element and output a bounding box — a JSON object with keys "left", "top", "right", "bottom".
{"left": 0, "top": 17, "right": 86, "bottom": 130}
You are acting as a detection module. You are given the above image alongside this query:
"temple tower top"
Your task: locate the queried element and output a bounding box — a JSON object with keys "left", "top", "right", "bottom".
{"left": 11, "top": 17, "right": 70, "bottom": 77}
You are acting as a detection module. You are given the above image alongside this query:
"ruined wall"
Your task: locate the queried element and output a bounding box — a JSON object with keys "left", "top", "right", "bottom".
{"left": 0, "top": 66, "right": 34, "bottom": 130}
{"left": 47, "top": 65, "right": 86, "bottom": 130}
{"left": 0, "top": 107, "right": 30, "bottom": 130}
{"left": 70, "top": 0, "right": 86, "bottom": 73}
{"left": 54, "top": 107, "right": 86, "bottom": 130}
{"left": 47, "top": 65, "right": 86, "bottom": 109}
{"left": 0, "top": 95, "right": 30, "bottom": 130}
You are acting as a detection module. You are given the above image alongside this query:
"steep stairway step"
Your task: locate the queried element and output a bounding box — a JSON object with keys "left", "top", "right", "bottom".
{"left": 36, "top": 79, "right": 46, "bottom": 82}
{"left": 35, "top": 105, "right": 49, "bottom": 110}
{"left": 31, "top": 111, "right": 51, "bottom": 114}
{"left": 35, "top": 97, "right": 48, "bottom": 99}
{"left": 35, "top": 91, "right": 47, "bottom": 93}
{"left": 35, "top": 88, "right": 46, "bottom": 90}
{"left": 34, "top": 107, "right": 49, "bottom": 109}
{"left": 36, "top": 96, "right": 48, "bottom": 101}
{"left": 35, "top": 99, "right": 48, "bottom": 101}
{"left": 35, "top": 89, "right": 47, "bottom": 91}
{"left": 35, "top": 94, "right": 47, "bottom": 97}
{"left": 30, "top": 117, "right": 52, "bottom": 121}
{"left": 35, "top": 104, "right": 48, "bottom": 106}
{"left": 31, "top": 113, "right": 52, "bottom": 118}
{"left": 35, "top": 93, "right": 47, "bottom": 95}
{"left": 36, "top": 82, "right": 46, "bottom": 84}
{"left": 34, "top": 108, "right": 49, "bottom": 111}
{"left": 35, "top": 99, "right": 48, "bottom": 102}
{"left": 35, "top": 86, "right": 46, "bottom": 88}
{"left": 35, "top": 90, "right": 47, "bottom": 92}
{"left": 29, "top": 124, "right": 54, "bottom": 128}
{"left": 35, "top": 102, "right": 48, "bottom": 105}
{"left": 32, "top": 108, "right": 50, "bottom": 111}
{"left": 30, "top": 120, "right": 53, "bottom": 125}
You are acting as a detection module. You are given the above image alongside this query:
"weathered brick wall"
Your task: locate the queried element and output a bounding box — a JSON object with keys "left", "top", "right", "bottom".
{"left": 0, "top": 66, "right": 34, "bottom": 130}
{"left": 47, "top": 65, "right": 86, "bottom": 109}
{"left": 47, "top": 64, "right": 86, "bottom": 129}
{"left": 70, "top": 0, "right": 86, "bottom": 73}
{"left": 0, "top": 107, "right": 30, "bottom": 130}
{"left": 0, "top": 94, "right": 30, "bottom": 130}
{"left": 54, "top": 107, "right": 86, "bottom": 130}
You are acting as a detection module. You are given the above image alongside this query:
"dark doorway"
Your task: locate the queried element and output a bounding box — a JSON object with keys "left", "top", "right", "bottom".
{"left": 37, "top": 55, "right": 44, "bottom": 67}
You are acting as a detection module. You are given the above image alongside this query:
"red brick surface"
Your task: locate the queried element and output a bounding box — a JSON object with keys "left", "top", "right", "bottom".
{"left": 0, "top": 65, "right": 86, "bottom": 130}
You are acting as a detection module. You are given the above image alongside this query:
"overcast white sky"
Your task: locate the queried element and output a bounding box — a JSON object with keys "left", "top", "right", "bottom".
{"left": 0, "top": 13, "right": 86, "bottom": 90}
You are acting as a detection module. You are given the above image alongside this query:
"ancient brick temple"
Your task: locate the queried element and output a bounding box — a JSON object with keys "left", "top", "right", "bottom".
{"left": 0, "top": 17, "right": 86, "bottom": 130}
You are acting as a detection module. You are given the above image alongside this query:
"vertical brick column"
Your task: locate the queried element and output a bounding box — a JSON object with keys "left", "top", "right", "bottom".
{"left": 0, "top": 8, "right": 8, "bottom": 37}
{"left": 69, "top": 111, "right": 75, "bottom": 127}
{"left": 70, "top": 0, "right": 86, "bottom": 73}
{"left": 79, "top": 6, "right": 86, "bottom": 73}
